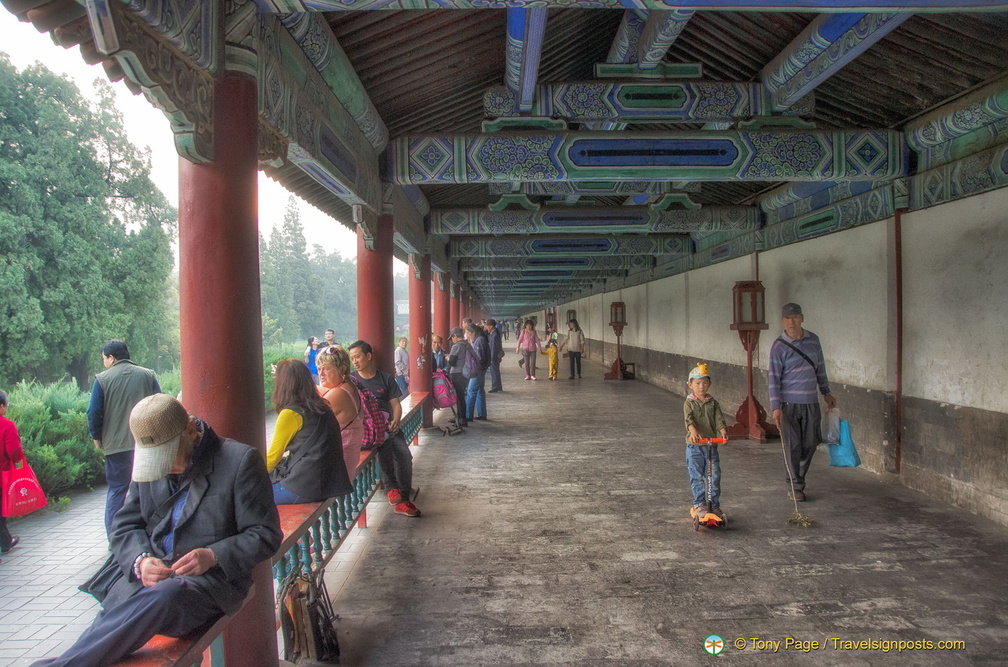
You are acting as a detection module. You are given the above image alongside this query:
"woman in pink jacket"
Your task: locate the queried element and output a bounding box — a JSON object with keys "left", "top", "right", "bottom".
{"left": 515, "top": 319, "right": 543, "bottom": 381}
{"left": 0, "top": 389, "right": 24, "bottom": 555}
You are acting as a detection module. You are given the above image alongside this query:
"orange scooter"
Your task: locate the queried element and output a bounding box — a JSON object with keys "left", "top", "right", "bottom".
{"left": 690, "top": 437, "right": 728, "bottom": 530}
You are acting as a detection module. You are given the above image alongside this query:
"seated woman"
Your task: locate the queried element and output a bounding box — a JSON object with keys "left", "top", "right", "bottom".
{"left": 268, "top": 359, "right": 352, "bottom": 504}
{"left": 316, "top": 345, "right": 365, "bottom": 480}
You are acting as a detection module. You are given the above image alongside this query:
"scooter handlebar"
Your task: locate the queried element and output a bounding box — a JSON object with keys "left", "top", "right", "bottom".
{"left": 696, "top": 437, "right": 727, "bottom": 444}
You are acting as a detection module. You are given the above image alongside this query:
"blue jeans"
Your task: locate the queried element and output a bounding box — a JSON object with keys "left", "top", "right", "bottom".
{"left": 104, "top": 451, "right": 135, "bottom": 537}
{"left": 395, "top": 375, "right": 409, "bottom": 395}
{"left": 466, "top": 371, "right": 487, "bottom": 419}
{"left": 272, "top": 482, "right": 311, "bottom": 505}
{"left": 686, "top": 444, "right": 721, "bottom": 508}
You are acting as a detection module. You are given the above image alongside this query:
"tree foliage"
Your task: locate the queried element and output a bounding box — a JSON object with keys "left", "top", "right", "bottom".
{"left": 0, "top": 57, "right": 178, "bottom": 389}
{"left": 260, "top": 196, "right": 357, "bottom": 345}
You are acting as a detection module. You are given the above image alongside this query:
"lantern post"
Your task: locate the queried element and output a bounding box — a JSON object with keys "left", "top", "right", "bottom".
{"left": 725, "top": 281, "right": 778, "bottom": 442}
{"left": 604, "top": 301, "right": 634, "bottom": 380}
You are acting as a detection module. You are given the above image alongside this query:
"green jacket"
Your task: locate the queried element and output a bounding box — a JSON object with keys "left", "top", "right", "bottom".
{"left": 92, "top": 360, "right": 160, "bottom": 456}
{"left": 683, "top": 394, "right": 727, "bottom": 444}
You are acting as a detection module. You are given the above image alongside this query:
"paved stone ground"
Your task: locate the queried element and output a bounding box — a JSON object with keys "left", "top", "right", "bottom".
{"left": 329, "top": 358, "right": 1008, "bottom": 665}
{"left": 4, "top": 359, "right": 1008, "bottom": 665}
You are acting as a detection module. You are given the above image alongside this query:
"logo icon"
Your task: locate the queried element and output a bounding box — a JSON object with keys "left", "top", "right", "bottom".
{"left": 704, "top": 634, "right": 724, "bottom": 655}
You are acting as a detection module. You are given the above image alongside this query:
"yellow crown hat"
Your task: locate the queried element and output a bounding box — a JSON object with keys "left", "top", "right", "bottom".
{"left": 688, "top": 363, "right": 710, "bottom": 381}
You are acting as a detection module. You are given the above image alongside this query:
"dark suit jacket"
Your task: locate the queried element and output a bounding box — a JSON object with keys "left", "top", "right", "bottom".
{"left": 106, "top": 422, "right": 282, "bottom": 614}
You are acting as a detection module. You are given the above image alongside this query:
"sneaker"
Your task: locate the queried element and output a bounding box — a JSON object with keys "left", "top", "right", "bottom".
{"left": 394, "top": 501, "right": 421, "bottom": 517}
{"left": 711, "top": 507, "right": 725, "bottom": 519}
{"left": 474, "top": 416, "right": 488, "bottom": 421}
{"left": 387, "top": 489, "right": 403, "bottom": 505}
{"left": 1, "top": 536, "right": 19, "bottom": 554}
{"left": 531, "top": 376, "right": 537, "bottom": 380}
{"left": 789, "top": 490, "right": 806, "bottom": 502}
{"left": 694, "top": 505, "right": 707, "bottom": 518}
{"left": 525, "top": 376, "right": 531, "bottom": 381}
{"left": 569, "top": 376, "right": 575, "bottom": 380}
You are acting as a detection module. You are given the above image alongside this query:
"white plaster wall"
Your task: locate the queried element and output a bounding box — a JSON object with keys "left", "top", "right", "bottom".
{"left": 645, "top": 275, "right": 688, "bottom": 354}
{"left": 684, "top": 256, "right": 756, "bottom": 367}
{"left": 555, "top": 186, "right": 1007, "bottom": 413}
{"left": 902, "top": 188, "right": 1008, "bottom": 413}
{"left": 758, "top": 223, "right": 890, "bottom": 391}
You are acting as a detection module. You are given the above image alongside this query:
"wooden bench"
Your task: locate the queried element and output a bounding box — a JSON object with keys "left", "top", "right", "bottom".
{"left": 114, "top": 393, "right": 430, "bottom": 666}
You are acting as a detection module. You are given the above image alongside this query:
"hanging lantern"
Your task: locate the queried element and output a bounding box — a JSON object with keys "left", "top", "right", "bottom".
{"left": 730, "top": 281, "right": 768, "bottom": 333}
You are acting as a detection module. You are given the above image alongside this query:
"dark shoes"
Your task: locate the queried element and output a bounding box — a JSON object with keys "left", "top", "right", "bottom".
{"left": 789, "top": 490, "right": 806, "bottom": 502}
{"left": 1, "top": 536, "right": 20, "bottom": 554}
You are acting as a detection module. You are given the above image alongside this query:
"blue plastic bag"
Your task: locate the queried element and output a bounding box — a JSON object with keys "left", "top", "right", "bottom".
{"left": 825, "top": 421, "right": 861, "bottom": 467}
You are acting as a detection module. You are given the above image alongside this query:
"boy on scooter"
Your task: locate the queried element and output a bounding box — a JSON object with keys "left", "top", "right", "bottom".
{"left": 684, "top": 363, "right": 728, "bottom": 520}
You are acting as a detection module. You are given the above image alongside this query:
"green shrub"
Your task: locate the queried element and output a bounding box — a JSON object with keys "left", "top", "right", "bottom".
{"left": 157, "top": 367, "right": 181, "bottom": 399}
{"left": 5, "top": 381, "right": 103, "bottom": 499}
{"left": 263, "top": 342, "right": 305, "bottom": 410}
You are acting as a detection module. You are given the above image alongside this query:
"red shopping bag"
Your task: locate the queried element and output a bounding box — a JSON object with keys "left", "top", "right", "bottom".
{"left": 2, "top": 462, "right": 48, "bottom": 517}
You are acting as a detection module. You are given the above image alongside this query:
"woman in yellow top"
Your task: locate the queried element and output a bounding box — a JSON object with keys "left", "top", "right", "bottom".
{"left": 316, "top": 345, "right": 365, "bottom": 480}
{"left": 268, "top": 360, "right": 352, "bottom": 504}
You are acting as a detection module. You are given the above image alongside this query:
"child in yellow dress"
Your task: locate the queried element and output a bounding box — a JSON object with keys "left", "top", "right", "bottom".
{"left": 541, "top": 339, "right": 560, "bottom": 380}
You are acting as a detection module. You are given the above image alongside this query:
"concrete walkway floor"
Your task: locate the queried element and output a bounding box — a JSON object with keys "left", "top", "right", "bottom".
{"left": 329, "top": 357, "right": 1008, "bottom": 665}
{"left": 2, "top": 360, "right": 1006, "bottom": 665}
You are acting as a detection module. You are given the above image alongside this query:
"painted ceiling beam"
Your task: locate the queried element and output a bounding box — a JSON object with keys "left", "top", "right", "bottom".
{"left": 464, "top": 270, "right": 617, "bottom": 281}
{"left": 488, "top": 181, "right": 700, "bottom": 195}
{"left": 905, "top": 81, "right": 1008, "bottom": 171}
{"left": 760, "top": 178, "right": 896, "bottom": 213}
{"left": 505, "top": 8, "right": 549, "bottom": 113}
{"left": 431, "top": 206, "right": 759, "bottom": 235}
{"left": 636, "top": 9, "right": 695, "bottom": 69}
{"left": 254, "top": 1, "right": 1008, "bottom": 12}
{"left": 607, "top": 10, "right": 648, "bottom": 64}
{"left": 260, "top": 15, "right": 381, "bottom": 212}
{"left": 761, "top": 12, "right": 911, "bottom": 112}
{"left": 390, "top": 129, "right": 907, "bottom": 184}
{"left": 277, "top": 13, "right": 389, "bottom": 152}
{"left": 492, "top": 81, "right": 815, "bottom": 123}
{"left": 450, "top": 235, "right": 688, "bottom": 258}
{"left": 458, "top": 256, "right": 653, "bottom": 272}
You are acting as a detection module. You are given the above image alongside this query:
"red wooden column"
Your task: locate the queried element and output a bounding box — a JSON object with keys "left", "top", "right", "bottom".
{"left": 449, "top": 281, "right": 461, "bottom": 329}
{"left": 178, "top": 72, "right": 277, "bottom": 667}
{"left": 357, "top": 213, "right": 395, "bottom": 372}
{"left": 433, "top": 272, "right": 451, "bottom": 340}
{"left": 408, "top": 253, "right": 433, "bottom": 427}
{"left": 460, "top": 289, "right": 469, "bottom": 323}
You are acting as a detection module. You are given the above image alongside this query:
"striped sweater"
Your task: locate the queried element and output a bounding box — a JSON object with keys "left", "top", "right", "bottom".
{"left": 768, "top": 330, "right": 831, "bottom": 411}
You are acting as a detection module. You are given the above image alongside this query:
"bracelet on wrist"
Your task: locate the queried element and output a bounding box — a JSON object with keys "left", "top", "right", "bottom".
{"left": 133, "top": 552, "right": 152, "bottom": 579}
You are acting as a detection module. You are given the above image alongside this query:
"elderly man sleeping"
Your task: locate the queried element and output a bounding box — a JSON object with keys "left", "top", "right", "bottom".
{"left": 32, "top": 394, "right": 281, "bottom": 667}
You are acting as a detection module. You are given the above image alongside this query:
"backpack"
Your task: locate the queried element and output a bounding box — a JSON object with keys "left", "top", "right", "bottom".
{"left": 349, "top": 376, "right": 389, "bottom": 450}
{"left": 462, "top": 344, "right": 482, "bottom": 380}
{"left": 432, "top": 369, "right": 457, "bottom": 408}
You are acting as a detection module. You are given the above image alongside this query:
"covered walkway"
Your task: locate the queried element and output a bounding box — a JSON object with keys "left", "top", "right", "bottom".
{"left": 330, "top": 358, "right": 1007, "bottom": 665}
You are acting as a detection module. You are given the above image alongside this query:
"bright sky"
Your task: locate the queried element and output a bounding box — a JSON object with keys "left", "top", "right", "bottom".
{"left": 0, "top": 10, "right": 363, "bottom": 261}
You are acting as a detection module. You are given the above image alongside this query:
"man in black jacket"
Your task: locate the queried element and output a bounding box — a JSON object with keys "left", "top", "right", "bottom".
{"left": 485, "top": 319, "right": 505, "bottom": 393}
{"left": 32, "top": 394, "right": 281, "bottom": 667}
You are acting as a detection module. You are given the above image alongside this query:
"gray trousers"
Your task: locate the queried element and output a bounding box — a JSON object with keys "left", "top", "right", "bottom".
{"left": 780, "top": 402, "right": 821, "bottom": 492}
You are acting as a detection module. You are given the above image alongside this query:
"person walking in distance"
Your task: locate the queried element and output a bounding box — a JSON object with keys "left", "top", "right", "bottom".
{"left": 768, "top": 303, "right": 837, "bottom": 502}
{"left": 516, "top": 319, "right": 542, "bottom": 381}
{"left": 560, "top": 318, "right": 585, "bottom": 379}
{"left": 87, "top": 340, "right": 161, "bottom": 538}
